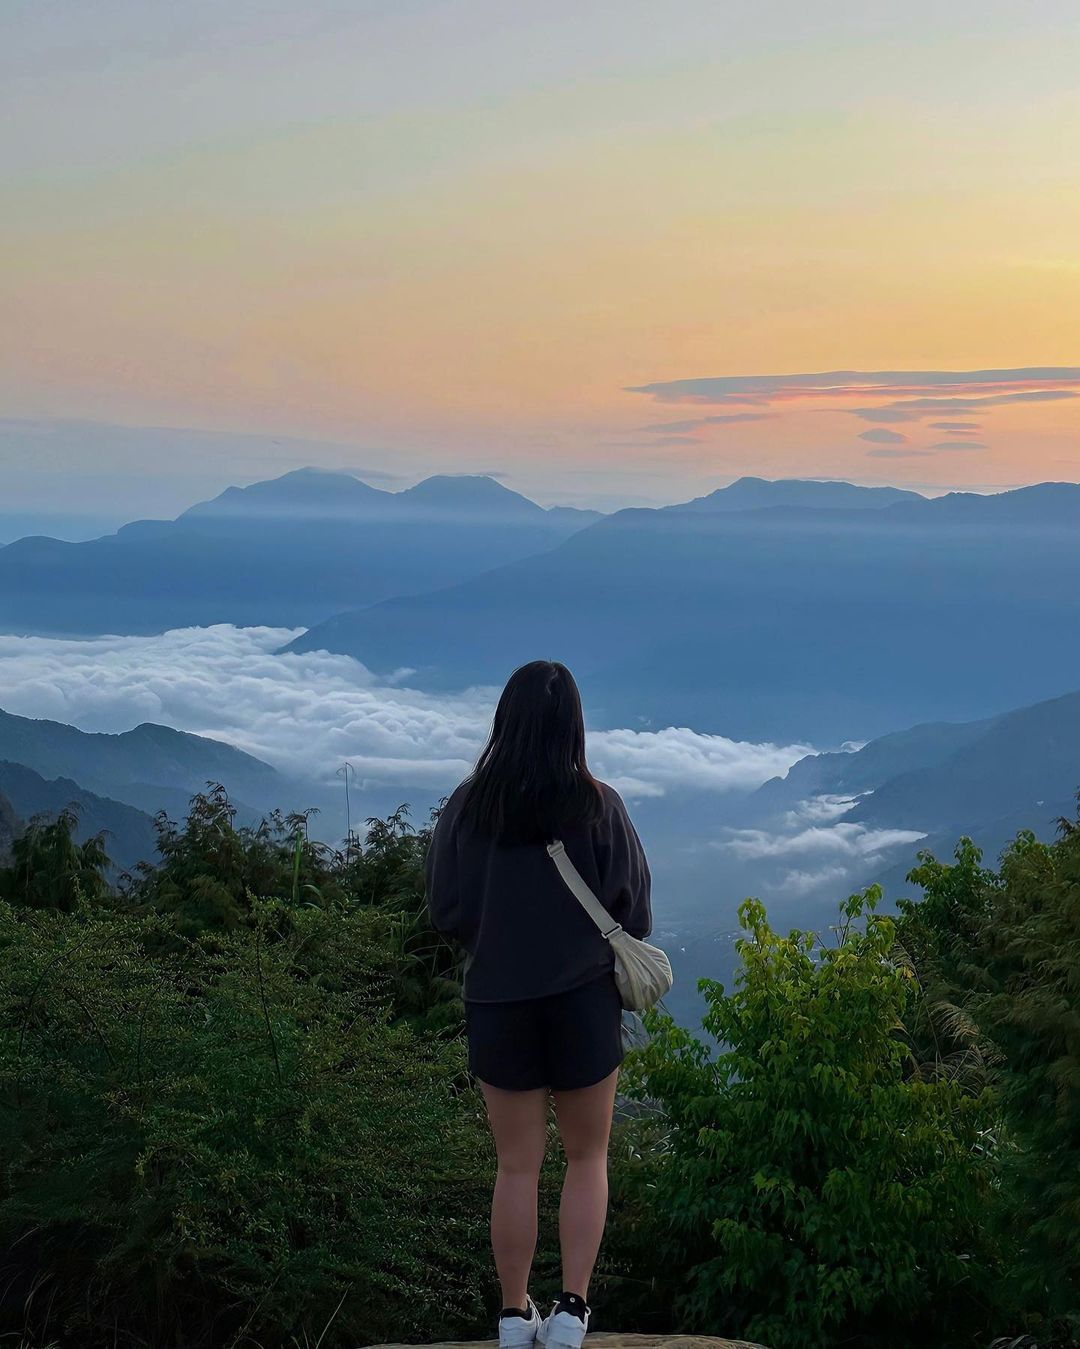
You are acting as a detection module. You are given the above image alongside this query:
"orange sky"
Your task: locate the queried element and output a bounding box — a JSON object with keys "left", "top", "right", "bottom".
{"left": 2, "top": 2, "right": 1079, "bottom": 510}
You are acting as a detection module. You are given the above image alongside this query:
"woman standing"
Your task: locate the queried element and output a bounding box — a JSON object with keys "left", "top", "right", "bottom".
{"left": 425, "top": 661, "right": 652, "bottom": 1349}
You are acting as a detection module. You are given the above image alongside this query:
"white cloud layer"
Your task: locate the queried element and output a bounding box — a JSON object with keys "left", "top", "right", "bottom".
{"left": 776, "top": 865, "right": 853, "bottom": 898}
{"left": 588, "top": 726, "right": 815, "bottom": 798}
{"left": 714, "top": 790, "right": 927, "bottom": 898}
{"left": 0, "top": 625, "right": 813, "bottom": 800}
{"left": 721, "top": 821, "right": 926, "bottom": 861}
{"left": 782, "top": 793, "right": 866, "bottom": 827}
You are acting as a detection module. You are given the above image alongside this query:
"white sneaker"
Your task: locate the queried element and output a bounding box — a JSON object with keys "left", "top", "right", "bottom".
{"left": 536, "top": 1298, "right": 590, "bottom": 1349}
{"left": 499, "top": 1295, "right": 541, "bottom": 1349}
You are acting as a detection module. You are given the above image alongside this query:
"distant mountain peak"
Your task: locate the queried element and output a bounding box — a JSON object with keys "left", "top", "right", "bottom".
{"left": 184, "top": 468, "right": 557, "bottom": 522}
{"left": 671, "top": 476, "right": 924, "bottom": 513}
{"left": 399, "top": 473, "right": 543, "bottom": 514}
{"left": 406, "top": 472, "right": 510, "bottom": 493}
{"left": 182, "top": 468, "right": 388, "bottom": 520}
{"left": 270, "top": 466, "right": 346, "bottom": 481}
{"left": 909, "top": 480, "right": 1080, "bottom": 523}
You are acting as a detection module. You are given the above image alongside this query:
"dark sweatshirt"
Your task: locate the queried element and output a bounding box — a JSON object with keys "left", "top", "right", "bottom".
{"left": 425, "top": 779, "right": 652, "bottom": 1003}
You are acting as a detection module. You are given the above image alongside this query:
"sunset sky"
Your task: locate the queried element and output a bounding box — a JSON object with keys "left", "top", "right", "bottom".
{"left": 3, "top": 0, "right": 1080, "bottom": 514}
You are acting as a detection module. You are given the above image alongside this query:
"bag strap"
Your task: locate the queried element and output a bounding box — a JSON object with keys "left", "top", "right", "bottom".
{"left": 546, "top": 839, "right": 623, "bottom": 939}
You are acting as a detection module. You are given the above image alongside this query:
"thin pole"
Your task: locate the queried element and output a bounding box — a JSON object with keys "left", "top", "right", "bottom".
{"left": 337, "top": 761, "right": 355, "bottom": 861}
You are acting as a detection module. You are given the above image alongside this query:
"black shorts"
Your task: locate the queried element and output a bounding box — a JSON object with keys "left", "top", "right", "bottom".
{"left": 464, "top": 971, "right": 624, "bottom": 1092}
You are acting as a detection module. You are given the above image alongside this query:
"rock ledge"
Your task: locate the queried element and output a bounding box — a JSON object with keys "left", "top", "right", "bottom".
{"left": 368, "top": 1335, "right": 766, "bottom": 1349}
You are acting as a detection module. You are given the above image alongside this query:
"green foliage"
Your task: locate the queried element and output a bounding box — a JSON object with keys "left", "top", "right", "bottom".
{"left": 616, "top": 888, "right": 1001, "bottom": 1349}
{"left": 125, "top": 784, "right": 343, "bottom": 935}
{"left": 0, "top": 807, "right": 110, "bottom": 912}
{"left": 122, "top": 787, "right": 462, "bottom": 1035}
{"left": 0, "top": 792, "right": 484, "bottom": 1347}
{"left": 892, "top": 838, "right": 1001, "bottom": 1091}
{"left": 7, "top": 783, "right": 1079, "bottom": 1349}
{"left": 0, "top": 894, "right": 491, "bottom": 1349}
{"left": 897, "top": 813, "right": 1080, "bottom": 1337}
{"left": 340, "top": 804, "right": 465, "bottom": 1038}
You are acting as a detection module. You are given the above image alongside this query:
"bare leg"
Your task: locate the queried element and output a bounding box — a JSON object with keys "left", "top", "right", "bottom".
{"left": 552, "top": 1068, "right": 619, "bottom": 1299}
{"left": 479, "top": 1080, "right": 549, "bottom": 1309}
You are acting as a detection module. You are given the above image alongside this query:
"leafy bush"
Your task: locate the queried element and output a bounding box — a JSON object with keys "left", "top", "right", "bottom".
{"left": 117, "top": 788, "right": 462, "bottom": 1037}
{"left": 614, "top": 888, "right": 1002, "bottom": 1349}
{"left": 0, "top": 894, "right": 491, "bottom": 1348}
{"left": 0, "top": 807, "right": 111, "bottom": 911}
{"left": 8, "top": 784, "right": 1079, "bottom": 1349}
{"left": 897, "top": 814, "right": 1080, "bottom": 1340}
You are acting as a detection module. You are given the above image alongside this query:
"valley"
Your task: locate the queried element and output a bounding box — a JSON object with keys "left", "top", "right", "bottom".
{"left": 2, "top": 469, "right": 1077, "bottom": 1027}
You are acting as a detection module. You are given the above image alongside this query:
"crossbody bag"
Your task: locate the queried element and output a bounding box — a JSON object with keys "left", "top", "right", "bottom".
{"left": 546, "top": 839, "right": 673, "bottom": 1012}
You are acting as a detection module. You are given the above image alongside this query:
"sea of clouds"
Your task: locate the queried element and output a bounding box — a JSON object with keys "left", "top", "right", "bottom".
{"left": 0, "top": 625, "right": 815, "bottom": 801}
{"left": 0, "top": 625, "right": 937, "bottom": 904}
{"left": 717, "top": 793, "right": 927, "bottom": 899}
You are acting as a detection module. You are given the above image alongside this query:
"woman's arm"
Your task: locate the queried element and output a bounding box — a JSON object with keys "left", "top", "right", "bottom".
{"left": 597, "top": 787, "right": 653, "bottom": 940}
{"left": 424, "top": 794, "right": 462, "bottom": 939}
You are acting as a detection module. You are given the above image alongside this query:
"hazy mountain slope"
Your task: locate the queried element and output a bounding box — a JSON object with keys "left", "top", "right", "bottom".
{"left": 285, "top": 483, "right": 1080, "bottom": 744}
{"left": 0, "top": 468, "right": 602, "bottom": 636}
{"left": 892, "top": 480, "right": 1080, "bottom": 525}
{"left": 758, "top": 687, "right": 1080, "bottom": 833}
{"left": 0, "top": 760, "right": 159, "bottom": 874}
{"left": 669, "top": 475, "right": 923, "bottom": 513}
{"left": 0, "top": 512, "right": 127, "bottom": 543}
{"left": 754, "top": 716, "right": 994, "bottom": 809}
{"left": 593, "top": 684, "right": 1080, "bottom": 1025}
{"left": 752, "top": 687, "right": 1080, "bottom": 912}
{"left": 0, "top": 708, "right": 283, "bottom": 818}
{"left": 0, "top": 790, "right": 18, "bottom": 863}
{"left": 844, "top": 690, "right": 1080, "bottom": 837}
{"left": 182, "top": 469, "right": 388, "bottom": 520}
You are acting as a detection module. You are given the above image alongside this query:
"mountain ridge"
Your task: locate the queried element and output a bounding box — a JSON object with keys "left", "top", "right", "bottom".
{"left": 0, "top": 759, "right": 159, "bottom": 875}
{"left": 0, "top": 707, "right": 282, "bottom": 819}
{"left": 750, "top": 685, "right": 1080, "bottom": 910}
{"left": 0, "top": 468, "right": 602, "bottom": 635}
{"left": 284, "top": 479, "right": 1080, "bottom": 743}
{"left": 180, "top": 467, "right": 599, "bottom": 524}
{"left": 668, "top": 475, "right": 923, "bottom": 513}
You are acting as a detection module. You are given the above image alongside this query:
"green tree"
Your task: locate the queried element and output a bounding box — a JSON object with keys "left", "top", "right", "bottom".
{"left": 0, "top": 896, "right": 490, "bottom": 1349}
{"left": 126, "top": 784, "right": 337, "bottom": 935}
{"left": 0, "top": 806, "right": 110, "bottom": 911}
{"left": 348, "top": 803, "right": 463, "bottom": 1034}
{"left": 122, "top": 790, "right": 462, "bottom": 1032}
{"left": 894, "top": 837, "right": 1000, "bottom": 1090}
{"left": 618, "top": 888, "right": 1001, "bottom": 1349}
{"left": 898, "top": 813, "right": 1080, "bottom": 1336}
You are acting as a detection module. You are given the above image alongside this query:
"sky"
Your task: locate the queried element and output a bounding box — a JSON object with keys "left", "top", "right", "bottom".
{"left": 3, "top": 0, "right": 1080, "bottom": 517}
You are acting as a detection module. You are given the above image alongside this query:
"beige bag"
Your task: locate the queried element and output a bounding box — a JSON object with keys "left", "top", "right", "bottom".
{"left": 547, "top": 839, "right": 673, "bottom": 1012}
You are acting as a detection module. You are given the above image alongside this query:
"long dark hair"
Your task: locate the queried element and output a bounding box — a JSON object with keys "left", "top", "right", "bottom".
{"left": 459, "top": 660, "right": 605, "bottom": 844}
